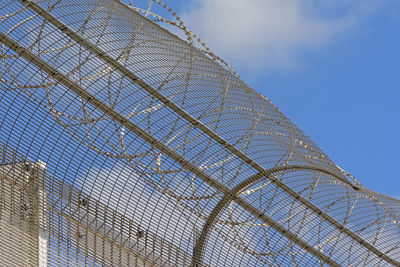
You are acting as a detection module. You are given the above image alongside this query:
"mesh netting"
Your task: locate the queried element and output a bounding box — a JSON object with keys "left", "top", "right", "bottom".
{"left": 0, "top": 0, "right": 399, "bottom": 266}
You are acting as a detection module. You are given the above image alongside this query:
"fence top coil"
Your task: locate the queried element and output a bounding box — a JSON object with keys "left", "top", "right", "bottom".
{"left": 0, "top": 0, "right": 399, "bottom": 266}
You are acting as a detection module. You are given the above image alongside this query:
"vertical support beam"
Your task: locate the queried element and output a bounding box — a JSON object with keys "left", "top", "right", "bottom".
{"left": 36, "top": 161, "right": 47, "bottom": 267}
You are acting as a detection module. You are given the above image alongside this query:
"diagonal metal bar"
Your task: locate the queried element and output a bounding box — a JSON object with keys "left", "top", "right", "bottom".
{"left": 19, "top": 0, "right": 352, "bottom": 185}
{"left": 0, "top": 32, "right": 341, "bottom": 266}
{"left": 12, "top": 2, "right": 400, "bottom": 266}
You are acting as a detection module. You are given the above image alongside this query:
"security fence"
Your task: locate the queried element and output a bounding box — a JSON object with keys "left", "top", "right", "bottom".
{"left": 0, "top": 0, "right": 399, "bottom": 266}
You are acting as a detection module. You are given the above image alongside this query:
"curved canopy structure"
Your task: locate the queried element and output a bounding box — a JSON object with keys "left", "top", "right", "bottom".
{"left": 0, "top": 0, "right": 399, "bottom": 266}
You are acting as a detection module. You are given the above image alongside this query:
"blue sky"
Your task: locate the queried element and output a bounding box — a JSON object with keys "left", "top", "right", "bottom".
{"left": 144, "top": 0, "right": 400, "bottom": 198}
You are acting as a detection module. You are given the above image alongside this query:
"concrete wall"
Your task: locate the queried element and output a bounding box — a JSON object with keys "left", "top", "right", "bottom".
{"left": 0, "top": 161, "right": 47, "bottom": 267}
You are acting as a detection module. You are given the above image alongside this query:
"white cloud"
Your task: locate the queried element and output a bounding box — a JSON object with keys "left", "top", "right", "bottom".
{"left": 181, "top": 0, "right": 383, "bottom": 72}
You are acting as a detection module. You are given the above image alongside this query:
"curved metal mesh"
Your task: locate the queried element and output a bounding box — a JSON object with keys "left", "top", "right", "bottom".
{"left": 0, "top": 0, "right": 399, "bottom": 266}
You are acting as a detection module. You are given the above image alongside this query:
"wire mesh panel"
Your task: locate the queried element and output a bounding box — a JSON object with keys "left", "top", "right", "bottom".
{"left": 0, "top": 0, "right": 399, "bottom": 266}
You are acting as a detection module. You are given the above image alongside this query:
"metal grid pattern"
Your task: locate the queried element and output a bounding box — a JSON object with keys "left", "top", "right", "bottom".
{"left": 0, "top": 0, "right": 399, "bottom": 266}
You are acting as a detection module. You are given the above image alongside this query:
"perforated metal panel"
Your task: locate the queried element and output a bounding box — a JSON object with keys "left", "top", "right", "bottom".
{"left": 0, "top": 0, "right": 399, "bottom": 266}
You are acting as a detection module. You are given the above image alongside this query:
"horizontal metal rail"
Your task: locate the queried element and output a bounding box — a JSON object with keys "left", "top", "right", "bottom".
{"left": 0, "top": 31, "right": 340, "bottom": 266}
